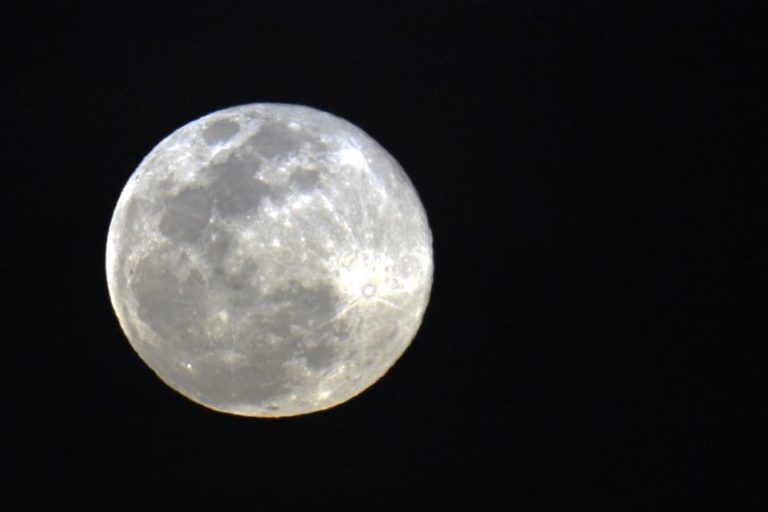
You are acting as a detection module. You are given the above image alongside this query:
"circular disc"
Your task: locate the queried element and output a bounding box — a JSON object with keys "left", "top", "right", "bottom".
{"left": 106, "top": 103, "right": 433, "bottom": 417}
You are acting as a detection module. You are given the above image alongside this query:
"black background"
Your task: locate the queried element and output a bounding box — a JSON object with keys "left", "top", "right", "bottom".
{"left": 3, "top": 1, "right": 766, "bottom": 509}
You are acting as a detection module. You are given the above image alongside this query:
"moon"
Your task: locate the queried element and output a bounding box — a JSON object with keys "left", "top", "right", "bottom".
{"left": 106, "top": 103, "right": 433, "bottom": 417}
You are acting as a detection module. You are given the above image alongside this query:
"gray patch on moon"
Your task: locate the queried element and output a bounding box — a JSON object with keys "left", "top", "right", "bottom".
{"left": 304, "top": 342, "right": 338, "bottom": 370}
{"left": 187, "top": 282, "right": 345, "bottom": 407}
{"left": 247, "top": 123, "right": 307, "bottom": 158}
{"left": 185, "top": 343, "right": 293, "bottom": 409}
{"left": 204, "top": 155, "right": 271, "bottom": 217}
{"left": 204, "top": 233, "right": 231, "bottom": 268}
{"left": 159, "top": 187, "right": 212, "bottom": 243}
{"left": 202, "top": 119, "right": 240, "bottom": 145}
{"left": 262, "top": 281, "right": 344, "bottom": 336}
{"left": 131, "top": 249, "right": 206, "bottom": 344}
{"left": 289, "top": 167, "right": 322, "bottom": 192}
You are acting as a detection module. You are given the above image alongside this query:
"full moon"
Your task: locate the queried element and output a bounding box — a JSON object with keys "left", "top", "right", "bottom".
{"left": 106, "top": 103, "right": 433, "bottom": 417}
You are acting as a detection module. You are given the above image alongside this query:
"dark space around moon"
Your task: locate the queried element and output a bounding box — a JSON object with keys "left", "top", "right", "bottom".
{"left": 2, "top": 1, "right": 766, "bottom": 509}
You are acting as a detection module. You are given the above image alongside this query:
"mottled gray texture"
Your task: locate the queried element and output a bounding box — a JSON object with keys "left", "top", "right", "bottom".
{"left": 106, "top": 104, "right": 433, "bottom": 417}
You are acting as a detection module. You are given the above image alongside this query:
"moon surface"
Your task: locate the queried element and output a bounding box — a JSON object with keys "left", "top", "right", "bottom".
{"left": 106, "top": 103, "right": 433, "bottom": 417}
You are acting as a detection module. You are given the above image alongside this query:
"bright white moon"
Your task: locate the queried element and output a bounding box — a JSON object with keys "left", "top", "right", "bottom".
{"left": 106, "top": 103, "right": 433, "bottom": 417}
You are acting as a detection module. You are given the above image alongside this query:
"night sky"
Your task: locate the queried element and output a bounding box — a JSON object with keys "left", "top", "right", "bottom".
{"left": 3, "top": 1, "right": 766, "bottom": 509}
